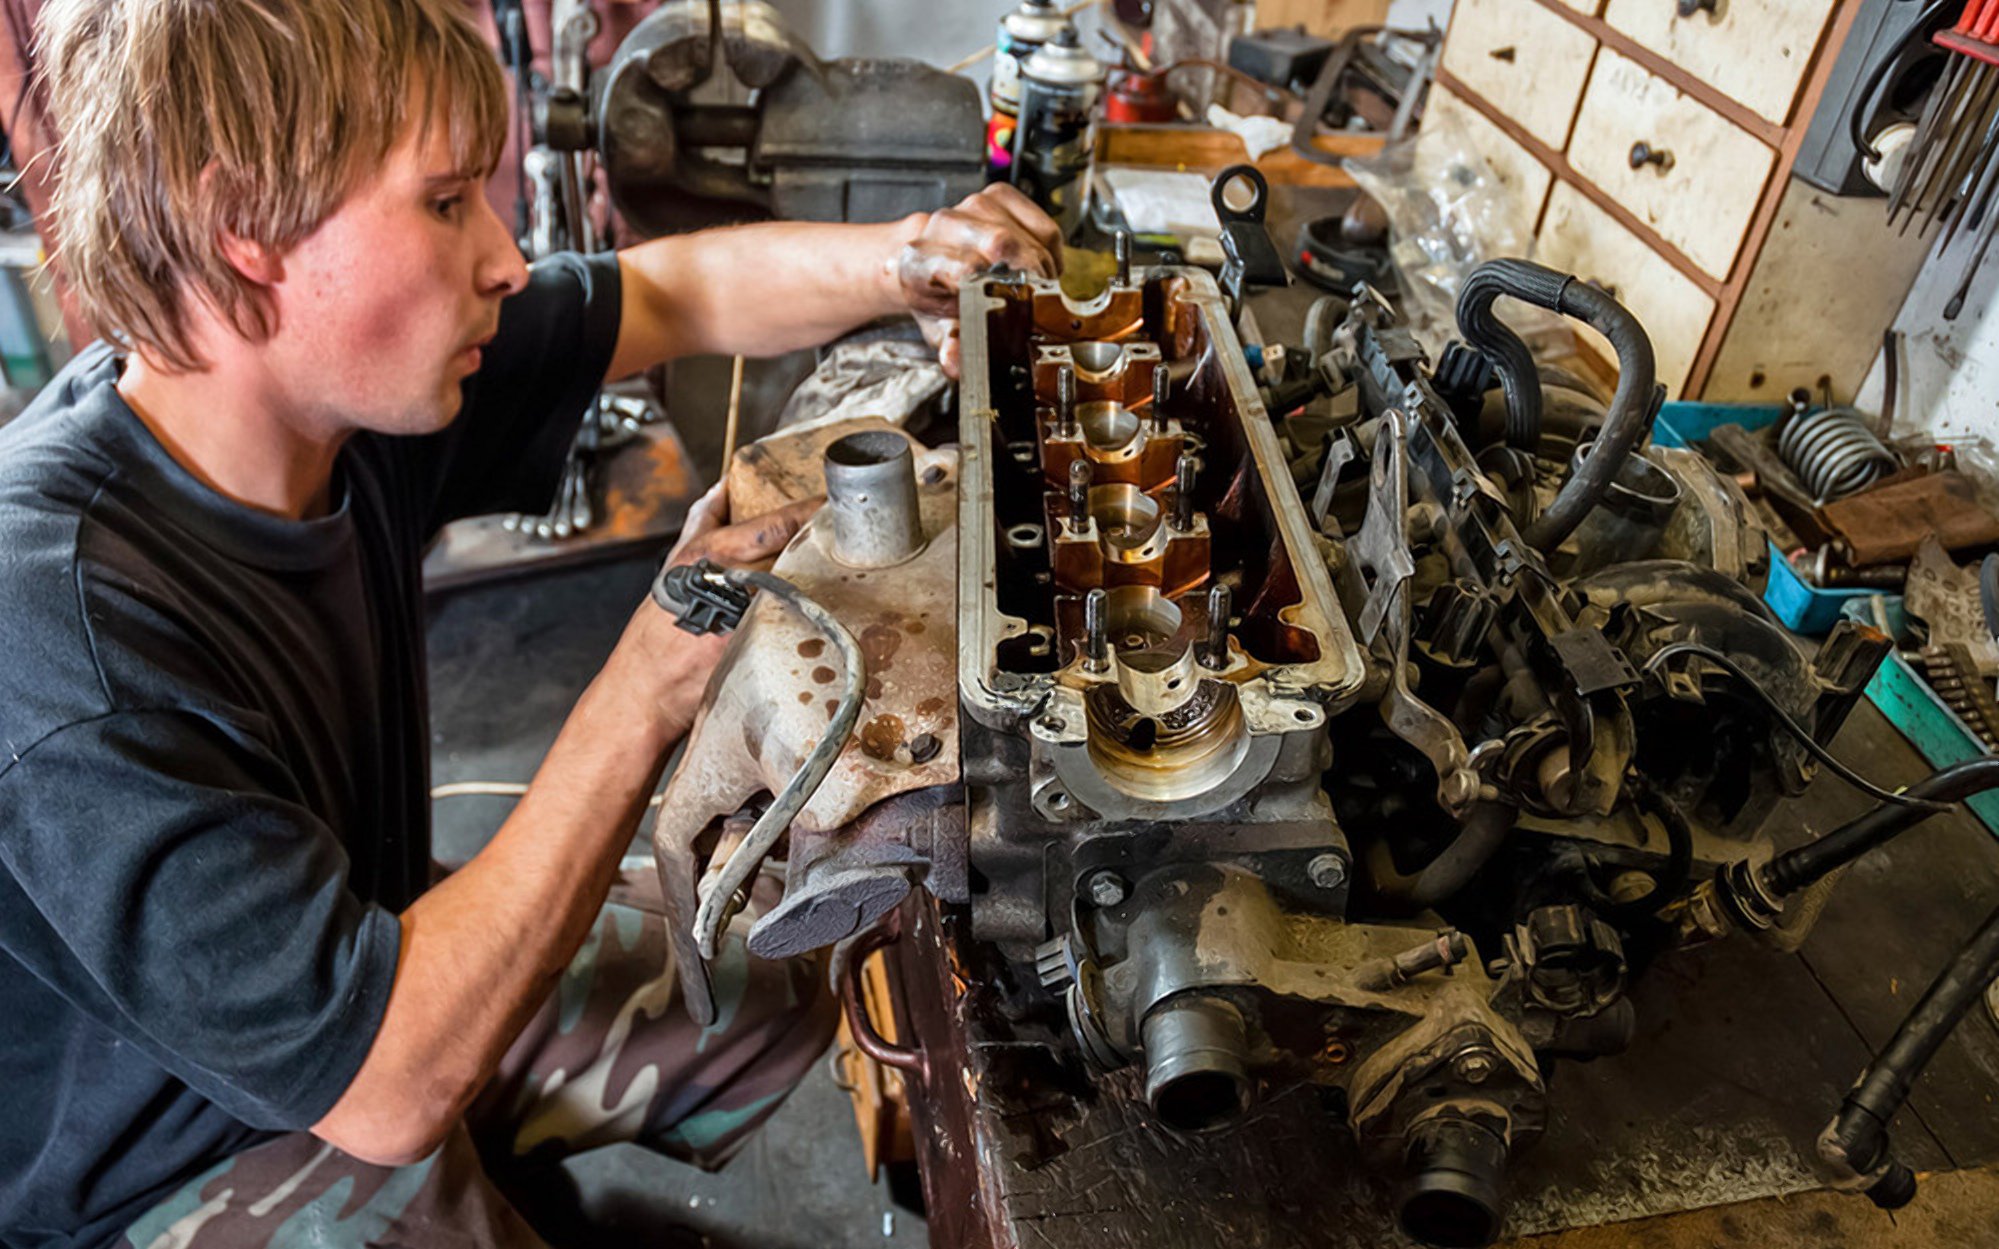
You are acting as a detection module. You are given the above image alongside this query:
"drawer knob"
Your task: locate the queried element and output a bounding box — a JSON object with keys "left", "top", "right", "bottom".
{"left": 1629, "top": 141, "right": 1675, "bottom": 172}
{"left": 1675, "top": 0, "right": 1719, "bottom": 18}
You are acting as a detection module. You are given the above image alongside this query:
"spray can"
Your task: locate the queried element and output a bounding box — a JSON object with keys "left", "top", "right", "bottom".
{"left": 1012, "top": 27, "right": 1104, "bottom": 212}
{"left": 988, "top": 0, "right": 1069, "bottom": 181}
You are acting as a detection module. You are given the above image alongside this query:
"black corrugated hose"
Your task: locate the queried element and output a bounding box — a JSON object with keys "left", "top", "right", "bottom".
{"left": 1453, "top": 260, "right": 1664, "bottom": 551}
{"left": 1820, "top": 897, "right": 1999, "bottom": 1209}
{"left": 1746, "top": 757, "right": 1999, "bottom": 1208}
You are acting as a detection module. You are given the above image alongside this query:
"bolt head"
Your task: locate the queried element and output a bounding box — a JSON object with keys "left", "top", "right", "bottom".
{"left": 1307, "top": 853, "right": 1348, "bottom": 890}
{"left": 1085, "top": 870, "right": 1128, "bottom": 908}
{"left": 1453, "top": 1049, "right": 1498, "bottom": 1084}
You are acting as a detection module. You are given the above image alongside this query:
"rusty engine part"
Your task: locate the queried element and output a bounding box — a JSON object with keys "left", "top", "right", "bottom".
{"left": 646, "top": 250, "right": 1905, "bottom": 1244}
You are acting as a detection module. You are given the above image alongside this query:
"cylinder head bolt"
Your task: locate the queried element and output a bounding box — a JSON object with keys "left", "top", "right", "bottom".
{"left": 1068, "top": 458, "right": 1093, "bottom": 531}
{"left": 1172, "top": 450, "right": 1198, "bottom": 530}
{"left": 822, "top": 431, "right": 925, "bottom": 568}
{"left": 1056, "top": 363, "right": 1078, "bottom": 439}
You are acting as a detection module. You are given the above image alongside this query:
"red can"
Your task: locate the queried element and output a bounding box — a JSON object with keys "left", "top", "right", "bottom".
{"left": 1104, "top": 67, "right": 1176, "bottom": 124}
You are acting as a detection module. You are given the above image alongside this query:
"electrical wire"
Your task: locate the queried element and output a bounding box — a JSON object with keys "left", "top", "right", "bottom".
{"left": 690, "top": 567, "right": 866, "bottom": 960}
{"left": 1642, "top": 642, "right": 1955, "bottom": 813}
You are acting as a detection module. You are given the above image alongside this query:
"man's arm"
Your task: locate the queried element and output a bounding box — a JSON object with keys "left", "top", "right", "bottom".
{"left": 313, "top": 495, "right": 816, "bottom": 1165}
{"left": 606, "top": 184, "right": 1064, "bottom": 381}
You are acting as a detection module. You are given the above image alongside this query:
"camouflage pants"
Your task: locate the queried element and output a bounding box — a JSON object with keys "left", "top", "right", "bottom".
{"left": 120, "top": 870, "right": 836, "bottom": 1248}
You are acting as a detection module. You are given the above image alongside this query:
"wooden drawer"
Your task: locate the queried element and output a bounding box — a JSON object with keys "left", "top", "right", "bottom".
{"left": 1535, "top": 180, "right": 1714, "bottom": 396}
{"left": 1423, "top": 85, "right": 1553, "bottom": 247}
{"left": 1441, "top": 0, "right": 1599, "bottom": 151}
{"left": 1566, "top": 49, "right": 1774, "bottom": 281}
{"left": 1602, "top": 0, "right": 1837, "bottom": 125}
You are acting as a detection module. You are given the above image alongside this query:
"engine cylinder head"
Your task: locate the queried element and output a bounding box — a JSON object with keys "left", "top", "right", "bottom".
{"left": 822, "top": 431, "right": 925, "bottom": 568}
{"left": 1141, "top": 994, "right": 1250, "bottom": 1132}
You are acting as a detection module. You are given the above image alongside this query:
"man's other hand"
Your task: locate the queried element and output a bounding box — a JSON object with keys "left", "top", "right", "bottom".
{"left": 892, "top": 184, "right": 1064, "bottom": 379}
{"left": 614, "top": 482, "right": 822, "bottom": 745}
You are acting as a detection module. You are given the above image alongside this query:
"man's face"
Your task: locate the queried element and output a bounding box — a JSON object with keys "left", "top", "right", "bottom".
{"left": 266, "top": 111, "right": 528, "bottom": 439}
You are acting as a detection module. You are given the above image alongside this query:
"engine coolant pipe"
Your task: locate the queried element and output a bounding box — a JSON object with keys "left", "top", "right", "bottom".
{"left": 1141, "top": 993, "right": 1252, "bottom": 1132}
{"left": 822, "top": 429, "right": 927, "bottom": 567}
{"left": 1453, "top": 259, "right": 1662, "bottom": 553}
{"left": 1398, "top": 1113, "right": 1510, "bottom": 1249}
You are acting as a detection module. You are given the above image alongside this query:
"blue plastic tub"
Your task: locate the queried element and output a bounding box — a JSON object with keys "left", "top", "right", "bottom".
{"left": 1650, "top": 401, "right": 1898, "bottom": 637}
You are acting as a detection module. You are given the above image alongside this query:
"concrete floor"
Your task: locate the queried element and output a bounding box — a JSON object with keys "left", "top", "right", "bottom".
{"left": 427, "top": 555, "right": 928, "bottom": 1249}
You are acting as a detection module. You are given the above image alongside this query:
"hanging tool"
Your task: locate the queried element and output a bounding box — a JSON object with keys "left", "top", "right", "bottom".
{"left": 1887, "top": 0, "right": 1999, "bottom": 316}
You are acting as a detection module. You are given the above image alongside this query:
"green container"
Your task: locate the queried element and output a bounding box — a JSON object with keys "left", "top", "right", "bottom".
{"left": 1843, "top": 597, "right": 1999, "bottom": 836}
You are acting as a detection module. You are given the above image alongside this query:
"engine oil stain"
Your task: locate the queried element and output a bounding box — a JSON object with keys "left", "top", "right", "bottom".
{"left": 860, "top": 714, "right": 907, "bottom": 761}
{"left": 797, "top": 638, "right": 825, "bottom": 659}
{"left": 811, "top": 666, "right": 835, "bottom": 684}
{"left": 860, "top": 623, "right": 903, "bottom": 672}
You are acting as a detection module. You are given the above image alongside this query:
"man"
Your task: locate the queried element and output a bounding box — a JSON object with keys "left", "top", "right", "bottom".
{"left": 0, "top": 1, "right": 1061, "bottom": 1245}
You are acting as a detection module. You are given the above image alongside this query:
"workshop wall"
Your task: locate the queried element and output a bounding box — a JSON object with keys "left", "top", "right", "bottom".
{"left": 768, "top": 0, "right": 1019, "bottom": 66}
{"left": 1387, "top": 0, "right": 1453, "bottom": 30}
{"left": 1858, "top": 229, "right": 1999, "bottom": 445}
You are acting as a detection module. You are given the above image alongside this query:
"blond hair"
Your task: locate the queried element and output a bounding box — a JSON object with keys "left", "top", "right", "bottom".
{"left": 36, "top": 0, "right": 509, "bottom": 372}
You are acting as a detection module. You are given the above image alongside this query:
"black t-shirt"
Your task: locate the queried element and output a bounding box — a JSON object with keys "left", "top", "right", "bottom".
{"left": 0, "top": 251, "right": 622, "bottom": 1249}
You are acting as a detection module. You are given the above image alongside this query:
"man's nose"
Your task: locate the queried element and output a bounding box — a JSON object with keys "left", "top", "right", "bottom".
{"left": 475, "top": 194, "right": 530, "bottom": 297}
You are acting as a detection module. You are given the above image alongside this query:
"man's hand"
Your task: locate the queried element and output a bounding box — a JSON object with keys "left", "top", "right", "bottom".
{"left": 890, "top": 184, "right": 1065, "bottom": 378}
{"left": 611, "top": 482, "right": 823, "bottom": 745}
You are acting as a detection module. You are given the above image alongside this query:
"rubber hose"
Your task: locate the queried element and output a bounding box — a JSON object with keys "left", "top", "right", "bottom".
{"left": 1370, "top": 801, "right": 1518, "bottom": 908}
{"left": 1822, "top": 895, "right": 1999, "bottom": 1208}
{"left": 1455, "top": 260, "right": 1561, "bottom": 451}
{"left": 1526, "top": 282, "right": 1660, "bottom": 552}
{"left": 1764, "top": 757, "right": 1999, "bottom": 898}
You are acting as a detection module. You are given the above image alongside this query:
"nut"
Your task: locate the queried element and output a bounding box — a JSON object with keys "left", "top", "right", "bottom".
{"left": 1085, "top": 870, "right": 1128, "bottom": 908}
{"left": 1307, "top": 853, "right": 1348, "bottom": 890}
{"left": 1452, "top": 1048, "right": 1498, "bottom": 1084}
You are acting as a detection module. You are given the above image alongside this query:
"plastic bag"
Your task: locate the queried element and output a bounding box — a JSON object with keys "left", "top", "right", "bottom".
{"left": 1343, "top": 110, "right": 1570, "bottom": 358}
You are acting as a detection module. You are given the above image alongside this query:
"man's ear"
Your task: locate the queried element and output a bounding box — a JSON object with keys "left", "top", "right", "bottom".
{"left": 219, "top": 232, "right": 284, "bottom": 288}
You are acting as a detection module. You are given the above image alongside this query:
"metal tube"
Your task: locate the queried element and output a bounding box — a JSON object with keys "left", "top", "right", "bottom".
{"left": 1153, "top": 361, "right": 1170, "bottom": 417}
{"left": 1056, "top": 364, "right": 1077, "bottom": 438}
{"left": 822, "top": 431, "right": 925, "bottom": 568}
{"left": 1115, "top": 229, "right": 1132, "bottom": 286}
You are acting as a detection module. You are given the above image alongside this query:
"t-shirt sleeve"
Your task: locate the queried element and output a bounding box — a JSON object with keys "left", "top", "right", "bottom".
{"left": 0, "top": 709, "right": 400, "bottom": 1131}
{"left": 403, "top": 249, "right": 624, "bottom": 534}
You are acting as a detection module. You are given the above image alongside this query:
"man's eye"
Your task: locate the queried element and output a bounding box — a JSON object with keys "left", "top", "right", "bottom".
{"left": 433, "top": 196, "right": 463, "bottom": 219}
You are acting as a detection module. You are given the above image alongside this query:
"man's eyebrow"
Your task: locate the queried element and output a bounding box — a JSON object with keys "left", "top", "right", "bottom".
{"left": 421, "top": 171, "right": 478, "bottom": 189}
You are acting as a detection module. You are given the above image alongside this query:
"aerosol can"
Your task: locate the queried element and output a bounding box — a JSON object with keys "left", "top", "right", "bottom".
{"left": 987, "top": 0, "right": 1069, "bottom": 181}
{"left": 1011, "top": 27, "right": 1104, "bottom": 213}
